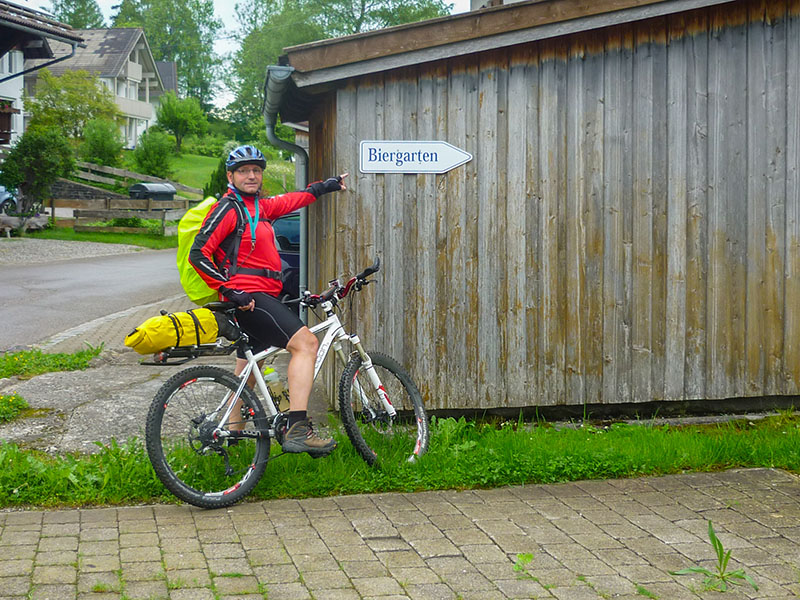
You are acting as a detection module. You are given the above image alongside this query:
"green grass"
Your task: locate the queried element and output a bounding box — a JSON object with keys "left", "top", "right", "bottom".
{"left": 0, "top": 345, "right": 102, "bottom": 379}
{"left": 0, "top": 412, "right": 798, "bottom": 508}
{"left": 26, "top": 226, "right": 178, "bottom": 249}
{"left": 171, "top": 153, "right": 219, "bottom": 191}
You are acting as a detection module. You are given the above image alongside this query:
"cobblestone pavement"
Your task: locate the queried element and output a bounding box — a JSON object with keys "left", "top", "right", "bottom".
{"left": 1, "top": 468, "right": 799, "bottom": 599}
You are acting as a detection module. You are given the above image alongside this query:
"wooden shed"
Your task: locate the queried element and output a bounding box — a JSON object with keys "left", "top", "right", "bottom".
{"left": 266, "top": 0, "right": 800, "bottom": 412}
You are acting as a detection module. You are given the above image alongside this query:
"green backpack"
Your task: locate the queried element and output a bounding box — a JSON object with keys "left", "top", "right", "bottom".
{"left": 177, "top": 196, "right": 244, "bottom": 305}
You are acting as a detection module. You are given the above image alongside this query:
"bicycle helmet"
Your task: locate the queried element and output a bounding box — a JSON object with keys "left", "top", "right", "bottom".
{"left": 226, "top": 144, "right": 267, "bottom": 171}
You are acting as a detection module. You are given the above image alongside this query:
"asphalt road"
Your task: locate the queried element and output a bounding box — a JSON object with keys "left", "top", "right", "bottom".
{"left": 0, "top": 248, "right": 182, "bottom": 351}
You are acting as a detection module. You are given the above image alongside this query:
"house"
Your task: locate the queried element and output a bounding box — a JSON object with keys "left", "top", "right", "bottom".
{"left": 264, "top": 0, "right": 800, "bottom": 412}
{"left": 0, "top": 0, "right": 83, "bottom": 145}
{"left": 25, "top": 28, "right": 169, "bottom": 148}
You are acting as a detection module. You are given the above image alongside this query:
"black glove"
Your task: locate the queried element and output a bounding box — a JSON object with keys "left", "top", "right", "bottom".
{"left": 220, "top": 286, "right": 253, "bottom": 308}
{"left": 305, "top": 176, "right": 343, "bottom": 198}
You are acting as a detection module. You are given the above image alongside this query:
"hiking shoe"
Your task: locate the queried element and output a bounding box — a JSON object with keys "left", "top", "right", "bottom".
{"left": 281, "top": 419, "right": 336, "bottom": 458}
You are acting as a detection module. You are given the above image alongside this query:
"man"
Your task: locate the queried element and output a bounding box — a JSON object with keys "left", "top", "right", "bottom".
{"left": 189, "top": 144, "right": 348, "bottom": 457}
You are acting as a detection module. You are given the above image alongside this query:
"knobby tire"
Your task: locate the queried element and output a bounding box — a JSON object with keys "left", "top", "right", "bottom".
{"left": 145, "top": 365, "right": 270, "bottom": 508}
{"left": 338, "top": 351, "right": 429, "bottom": 466}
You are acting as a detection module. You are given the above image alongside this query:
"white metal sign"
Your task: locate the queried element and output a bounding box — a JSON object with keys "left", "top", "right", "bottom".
{"left": 359, "top": 140, "right": 472, "bottom": 174}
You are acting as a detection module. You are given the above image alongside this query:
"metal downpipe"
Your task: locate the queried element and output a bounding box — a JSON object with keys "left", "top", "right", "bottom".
{"left": 262, "top": 65, "right": 310, "bottom": 323}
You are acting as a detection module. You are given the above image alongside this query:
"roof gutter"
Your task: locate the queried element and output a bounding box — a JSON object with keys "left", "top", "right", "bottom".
{"left": 0, "top": 39, "right": 81, "bottom": 84}
{"left": 263, "top": 64, "right": 311, "bottom": 323}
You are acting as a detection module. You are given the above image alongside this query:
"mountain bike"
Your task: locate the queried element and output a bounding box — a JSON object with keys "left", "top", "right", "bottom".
{"left": 144, "top": 258, "right": 429, "bottom": 508}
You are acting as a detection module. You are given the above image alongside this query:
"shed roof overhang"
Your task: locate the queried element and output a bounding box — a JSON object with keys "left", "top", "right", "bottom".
{"left": 271, "top": 0, "right": 737, "bottom": 122}
{"left": 0, "top": 0, "right": 84, "bottom": 83}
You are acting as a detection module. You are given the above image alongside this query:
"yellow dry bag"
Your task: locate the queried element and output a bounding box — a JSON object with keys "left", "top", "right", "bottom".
{"left": 124, "top": 308, "right": 219, "bottom": 354}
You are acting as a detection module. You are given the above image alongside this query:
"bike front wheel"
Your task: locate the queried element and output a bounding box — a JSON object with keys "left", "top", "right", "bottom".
{"left": 338, "top": 351, "right": 429, "bottom": 466}
{"left": 145, "top": 365, "right": 270, "bottom": 508}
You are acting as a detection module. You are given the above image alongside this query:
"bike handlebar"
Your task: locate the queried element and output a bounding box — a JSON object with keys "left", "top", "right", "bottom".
{"left": 300, "top": 257, "right": 381, "bottom": 308}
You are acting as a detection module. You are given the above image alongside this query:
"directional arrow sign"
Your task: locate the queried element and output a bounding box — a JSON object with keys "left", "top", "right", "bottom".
{"left": 359, "top": 140, "right": 472, "bottom": 174}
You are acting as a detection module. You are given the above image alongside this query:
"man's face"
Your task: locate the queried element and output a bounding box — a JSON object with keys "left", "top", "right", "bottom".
{"left": 228, "top": 164, "right": 263, "bottom": 195}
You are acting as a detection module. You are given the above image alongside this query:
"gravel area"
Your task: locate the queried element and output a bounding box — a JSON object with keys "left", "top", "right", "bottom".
{"left": 0, "top": 237, "right": 143, "bottom": 265}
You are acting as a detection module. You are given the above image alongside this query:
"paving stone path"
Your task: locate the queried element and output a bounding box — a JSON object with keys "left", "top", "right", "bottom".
{"left": 2, "top": 468, "right": 799, "bottom": 599}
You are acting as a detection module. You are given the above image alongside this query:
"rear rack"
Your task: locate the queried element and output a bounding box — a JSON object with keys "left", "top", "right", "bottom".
{"left": 140, "top": 341, "right": 237, "bottom": 366}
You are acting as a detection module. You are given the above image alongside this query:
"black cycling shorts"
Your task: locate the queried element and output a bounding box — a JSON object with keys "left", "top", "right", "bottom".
{"left": 234, "top": 292, "right": 304, "bottom": 358}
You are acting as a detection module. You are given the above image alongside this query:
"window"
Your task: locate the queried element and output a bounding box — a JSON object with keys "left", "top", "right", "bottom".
{"left": 0, "top": 112, "right": 11, "bottom": 144}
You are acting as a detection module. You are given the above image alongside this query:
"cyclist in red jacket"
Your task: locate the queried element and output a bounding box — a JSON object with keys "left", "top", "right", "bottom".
{"left": 189, "top": 144, "right": 347, "bottom": 457}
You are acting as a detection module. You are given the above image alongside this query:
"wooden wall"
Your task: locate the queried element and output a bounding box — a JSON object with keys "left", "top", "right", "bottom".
{"left": 306, "top": 0, "right": 800, "bottom": 410}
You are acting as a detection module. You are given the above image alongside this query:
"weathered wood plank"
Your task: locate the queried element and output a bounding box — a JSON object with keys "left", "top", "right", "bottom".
{"left": 602, "top": 30, "right": 627, "bottom": 404}
{"left": 682, "top": 10, "right": 709, "bottom": 400}
{"left": 506, "top": 45, "right": 533, "bottom": 405}
{"left": 630, "top": 25, "right": 655, "bottom": 404}
{"left": 477, "top": 52, "right": 503, "bottom": 406}
{"left": 762, "top": 3, "right": 788, "bottom": 395}
{"left": 665, "top": 14, "right": 689, "bottom": 401}
{"left": 583, "top": 43, "right": 606, "bottom": 405}
{"left": 415, "top": 65, "right": 439, "bottom": 405}
{"left": 745, "top": 5, "right": 769, "bottom": 395}
{"left": 538, "top": 42, "right": 568, "bottom": 406}
{"left": 784, "top": 2, "right": 800, "bottom": 391}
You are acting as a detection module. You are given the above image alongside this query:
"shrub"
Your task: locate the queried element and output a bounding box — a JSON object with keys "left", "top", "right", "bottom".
{"left": 0, "top": 393, "right": 28, "bottom": 423}
{"left": 0, "top": 126, "right": 74, "bottom": 216}
{"left": 133, "top": 129, "right": 173, "bottom": 179}
{"left": 183, "top": 133, "right": 228, "bottom": 158}
{"left": 203, "top": 154, "right": 228, "bottom": 198}
{"left": 80, "top": 118, "right": 124, "bottom": 166}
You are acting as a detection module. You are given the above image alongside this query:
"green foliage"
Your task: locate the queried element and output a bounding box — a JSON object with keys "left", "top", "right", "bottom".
{"left": 0, "top": 345, "right": 102, "bottom": 379}
{"left": 50, "top": 0, "right": 105, "bottom": 28}
{"left": 203, "top": 154, "right": 228, "bottom": 198}
{"left": 133, "top": 129, "right": 174, "bottom": 178}
{"left": 0, "top": 393, "right": 29, "bottom": 423}
{"left": 2, "top": 413, "right": 800, "bottom": 508}
{"left": 25, "top": 69, "right": 120, "bottom": 139}
{"left": 182, "top": 133, "right": 230, "bottom": 158}
{"left": 80, "top": 118, "right": 124, "bottom": 166}
{"left": 155, "top": 92, "right": 208, "bottom": 152}
{"left": 227, "top": 0, "right": 450, "bottom": 129}
{"left": 111, "top": 0, "right": 221, "bottom": 104}
{"left": 670, "top": 521, "right": 759, "bottom": 591}
{"left": 28, "top": 226, "right": 178, "bottom": 249}
{"left": 0, "top": 127, "right": 75, "bottom": 214}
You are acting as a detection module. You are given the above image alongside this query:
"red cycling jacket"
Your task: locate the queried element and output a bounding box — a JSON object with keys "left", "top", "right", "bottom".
{"left": 189, "top": 188, "right": 316, "bottom": 298}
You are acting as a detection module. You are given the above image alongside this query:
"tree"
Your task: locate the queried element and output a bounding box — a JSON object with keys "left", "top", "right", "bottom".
{"left": 49, "top": 0, "right": 104, "bottom": 28}
{"left": 0, "top": 127, "right": 75, "bottom": 229}
{"left": 133, "top": 129, "right": 174, "bottom": 179}
{"left": 227, "top": 0, "right": 451, "bottom": 124}
{"left": 25, "top": 69, "right": 120, "bottom": 140}
{"left": 112, "top": 0, "right": 221, "bottom": 105}
{"left": 156, "top": 92, "right": 208, "bottom": 152}
{"left": 80, "top": 118, "right": 124, "bottom": 166}
{"left": 306, "top": 0, "right": 452, "bottom": 36}
{"left": 228, "top": 1, "right": 325, "bottom": 126}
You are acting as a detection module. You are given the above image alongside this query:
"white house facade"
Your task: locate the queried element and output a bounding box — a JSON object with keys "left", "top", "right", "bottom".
{"left": 25, "top": 28, "right": 171, "bottom": 148}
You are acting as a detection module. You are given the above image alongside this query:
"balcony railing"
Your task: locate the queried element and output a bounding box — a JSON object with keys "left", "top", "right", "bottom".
{"left": 116, "top": 96, "right": 153, "bottom": 119}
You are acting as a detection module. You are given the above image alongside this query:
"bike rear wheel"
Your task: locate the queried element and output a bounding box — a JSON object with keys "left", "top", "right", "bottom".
{"left": 338, "top": 351, "right": 429, "bottom": 466}
{"left": 145, "top": 365, "right": 270, "bottom": 508}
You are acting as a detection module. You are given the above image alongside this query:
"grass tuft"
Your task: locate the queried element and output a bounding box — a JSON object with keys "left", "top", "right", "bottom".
{"left": 0, "top": 345, "right": 103, "bottom": 379}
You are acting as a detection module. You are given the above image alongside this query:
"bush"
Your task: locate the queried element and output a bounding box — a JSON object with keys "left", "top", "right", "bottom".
{"left": 133, "top": 129, "right": 173, "bottom": 179}
{"left": 80, "top": 118, "right": 123, "bottom": 166}
{"left": 0, "top": 126, "right": 74, "bottom": 215}
{"left": 203, "top": 154, "right": 228, "bottom": 198}
{"left": 183, "top": 133, "right": 229, "bottom": 158}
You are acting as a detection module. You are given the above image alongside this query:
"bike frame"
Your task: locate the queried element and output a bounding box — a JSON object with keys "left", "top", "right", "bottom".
{"left": 215, "top": 298, "right": 396, "bottom": 437}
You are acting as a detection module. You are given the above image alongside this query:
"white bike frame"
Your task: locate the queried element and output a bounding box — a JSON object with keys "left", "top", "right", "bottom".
{"left": 215, "top": 298, "right": 396, "bottom": 432}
